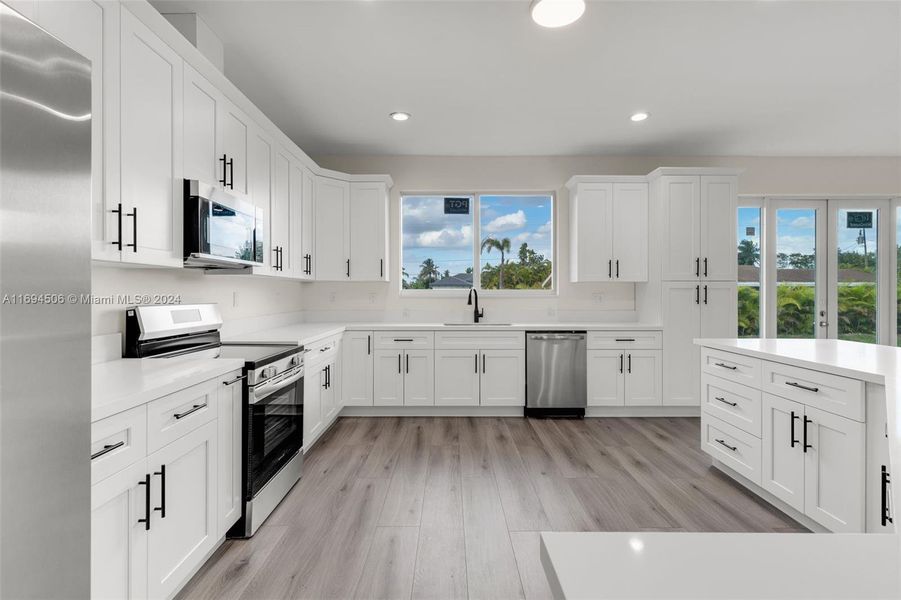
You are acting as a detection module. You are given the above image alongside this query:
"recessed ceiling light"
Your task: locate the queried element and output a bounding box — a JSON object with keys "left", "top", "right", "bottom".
{"left": 630, "top": 112, "right": 650, "bottom": 122}
{"left": 530, "top": 0, "right": 585, "bottom": 28}
{"left": 389, "top": 111, "right": 410, "bottom": 122}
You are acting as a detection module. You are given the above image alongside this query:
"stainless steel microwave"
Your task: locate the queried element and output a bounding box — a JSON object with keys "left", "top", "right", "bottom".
{"left": 183, "top": 179, "right": 263, "bottom": 269}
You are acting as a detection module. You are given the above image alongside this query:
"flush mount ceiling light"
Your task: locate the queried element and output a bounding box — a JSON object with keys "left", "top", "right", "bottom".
{"left": 530, "top": 0, "right": 586, "bottom": 28}
{"left": 389, "top": 111, "right": 411, "bottom": 122}
{"left": 630, "top": 112, "right": 650, "bottom": 122}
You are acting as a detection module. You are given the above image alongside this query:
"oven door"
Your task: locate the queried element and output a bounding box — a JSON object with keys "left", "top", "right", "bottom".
{"left": 246, "top": 368, "right": 303, "bottom": 499}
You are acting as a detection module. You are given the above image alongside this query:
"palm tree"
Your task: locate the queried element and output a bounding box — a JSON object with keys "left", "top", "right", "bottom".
{"left": 737, "top": 239, "right": 759, "bottom": 266}
{"left": 418, "top": 258, "right": 439, "bottom": 288}
{"left": 481, "top": 237, "right": 512, "bottom": 288}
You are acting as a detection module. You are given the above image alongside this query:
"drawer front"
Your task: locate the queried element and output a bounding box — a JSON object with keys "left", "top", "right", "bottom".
{"left": 701, "top": 347, "right": 762, "bottom": 388}
{"left": 147, "top": 378, "right": 218, "bottom": 452}
{"left": 587, "top": 330, "right": 662, "bottom": 350}
{"left": 91, "top": 405, "right": 147, "bottom": 485}
{"left": 762, "top": 361, "right": 864, "bottom": 422}
{"left": 701, "top": 374, "right": 762, "bottom": 437}
{"left": 435, "top": 330, "right": 525, "bottom": 350}
{"left": 701, "top": 413, "right": 762, "bottom": 485}
{"left": 374, "top": 331, "right": 435, "bottom": 350}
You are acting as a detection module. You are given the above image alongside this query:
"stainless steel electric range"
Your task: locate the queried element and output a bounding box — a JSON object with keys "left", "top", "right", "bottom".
{"left": 125, "top": 303, "right": 303, "bottom": 537}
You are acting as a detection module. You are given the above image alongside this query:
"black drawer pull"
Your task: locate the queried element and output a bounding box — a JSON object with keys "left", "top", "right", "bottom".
{"left": 803, "top": 415, "right": 813, "bottom": 452}
{"left": 153, "top": 464, "right": 166, "bottom": 518}
{"left": 137, "top": 474, "right": 151, "bottom": 531}
{"left": 882, "top": 466, "right": 893, "bottom": 526}
{"left": 790, "top": 411, "right": 799, "bottom": 448}
{"left": 786, "top": 381, "right": 819, "bottom": 393}
{"left": 615, "top": 338, "right": 635, "bottom": 342}
{"left": 714, "top": 362, "right": 737, "bottom": 370}
{"left": 714, "top": 438, "right": 737, "bottom": 452}
{"left": 714, "top": 396, "right": 737, "bottom": 407}
{"left": 110, "top": 203, "right": 123, "bottom": 251}
{"left": 91, "top": 441, "right": 125, "bottom": 460}
{"left": 393, "top": 338, "right": 414, "bottom": 342}
{"left": 173, "top": 404, "right": 206, "bottom": 420}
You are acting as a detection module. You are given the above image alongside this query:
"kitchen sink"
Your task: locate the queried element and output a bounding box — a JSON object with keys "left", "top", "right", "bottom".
{"left": 443, "top": 323, "right": 513, "bottom": 326}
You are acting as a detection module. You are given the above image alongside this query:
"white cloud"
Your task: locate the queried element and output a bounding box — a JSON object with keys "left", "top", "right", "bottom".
{"left": 537, "top": 220, "right": 552, "bottom": 235}
{"left": 406, "top": 225, "right": 472, "bottom": 249}
{"left": 788, "top": 216, "right": 814, "bottom": 229}
{"left": 776, "top": 235, "right": 816, "bottom": 256}
{"left": 483, "top": 210, "right": 526, "bottom": 233}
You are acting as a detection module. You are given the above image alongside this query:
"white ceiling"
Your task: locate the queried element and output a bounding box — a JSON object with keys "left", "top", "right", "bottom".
{"left": 150, "top": 0, "right": 901, "bottom": 157}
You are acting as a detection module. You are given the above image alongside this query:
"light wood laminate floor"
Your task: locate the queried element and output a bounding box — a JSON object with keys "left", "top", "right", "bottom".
{"left": 178, "top": 417, "right": 805, "bottom": 600}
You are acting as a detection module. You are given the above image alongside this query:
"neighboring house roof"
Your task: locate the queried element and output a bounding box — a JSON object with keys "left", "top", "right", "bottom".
{"left": 430, "top": 273, "right": 473, "bottom": 288}
{"left": 737, "top": 265, "right": 876, "bottom": 283}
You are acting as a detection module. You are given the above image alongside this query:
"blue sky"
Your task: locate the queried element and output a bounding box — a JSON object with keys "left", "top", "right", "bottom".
{"left": 402, "top": 195, "right": 552, "bottom": 280}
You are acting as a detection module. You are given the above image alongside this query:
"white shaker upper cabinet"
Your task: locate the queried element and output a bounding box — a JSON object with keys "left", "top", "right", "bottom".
{"left": 314, "top": 176, "right": 351, "bottom": 281}
{"left": 349, "top": 182, "right": 389, "bottom": 281}
{"left": 182, "top": 64, "right": 220, "bottom": 185}
{"left": 611, "top": 182, "right": 649, "bottom": 282}
{"left": 269, "top": 149, "right": 293, "bottom": 277}
{"left": 294, "top": 166, "right": 316, "bottom": 280}
{"left": 219, "top": 99, "right": 250, "bottom": 196}
{"left": 119, "top": 7, "right": 183, "bottom": 268}
{"left": 248, "top": 128, "right": 273, "bottom": 275}
{"left": 569, "top": 182, "right": 613, "bottom": 282}
{"left": 660, "top": 176, "right": 701, "bottom": 281}
{"left": 700, "top": 175, "right": 738, "bottom": 281}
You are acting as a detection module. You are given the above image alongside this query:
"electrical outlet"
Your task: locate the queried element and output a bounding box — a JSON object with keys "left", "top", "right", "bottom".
{"left": 329, "top": 292, "right": 336, "bottom": 303}
{"left": 592, "top": 292, "right": 603, "bottom": 304}
{"left": 232, "top": 291, "right": 239, "bottom": 307}
{"left": 402, "top": 308, "right": 410, "bottom": 319}
{"left": 547, "top": 306, "right": 557, "bottom": 318}
{"left": 368, "top": 292, "right": 376, "bottom": 304}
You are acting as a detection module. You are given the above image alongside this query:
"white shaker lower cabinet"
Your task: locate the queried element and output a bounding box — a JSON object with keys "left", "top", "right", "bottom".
{"left": 217, "top": 370, "right": 244, "bottom": 537}
{"left": 403, "top": 350, "right": 435, "bottom": 406}
{"left": 434, "top": 350, "right": 481, "bottom": 406}
{"left": 587, "top": 350, "right": 625, "bottom": 406}
{"left": 91, "top": 459, "right": 149, "bottom": 600}
{"left": 342, "top": 331, "right": 374, "bottom": 406}
{"left": 480, "top": 349, "right": 525, "bottom": 406}
{"left": 374, "top": 350, "right": 405, "bottom": 406}
{"left": 146, "top": 421, "right": 218, "bottom": 600}
{"left": 303, "top": 359, "right": 323, "bottom": 447}
{"left": 587, "top": 333, "right": 663, "bottom": 407}
{"left": 762, "top": 393, "right": 806, "bottom": 512}
{"left": 624, "top": 351, "right": 663, "bottom": 406}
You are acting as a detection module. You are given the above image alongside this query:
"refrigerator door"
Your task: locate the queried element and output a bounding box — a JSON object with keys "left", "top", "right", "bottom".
{"left": 0, "top": 5, "right": 92, "bottom": 598}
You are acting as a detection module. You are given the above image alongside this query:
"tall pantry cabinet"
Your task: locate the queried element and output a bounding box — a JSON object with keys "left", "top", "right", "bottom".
{"left": 649, "top": 168, "right": 741, "bottom": 406}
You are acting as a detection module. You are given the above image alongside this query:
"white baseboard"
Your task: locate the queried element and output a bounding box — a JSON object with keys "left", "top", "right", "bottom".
{"left": 711, "top": 459, "right": 825, "bottom": 533}
{"left": 340, "top": 406, "right": 524, "bottom": 417}
{"left": 585, "top": 406, "right": 700, "bottom": 417}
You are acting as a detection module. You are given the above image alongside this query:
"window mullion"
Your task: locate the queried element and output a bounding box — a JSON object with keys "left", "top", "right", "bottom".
{"left": 473, "top": 194, "right": 481, "bottom": 291}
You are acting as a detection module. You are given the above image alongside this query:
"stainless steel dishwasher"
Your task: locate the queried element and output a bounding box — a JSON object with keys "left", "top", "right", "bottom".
{"left": 525, "top": 332, "right": 587, "bottom": 417}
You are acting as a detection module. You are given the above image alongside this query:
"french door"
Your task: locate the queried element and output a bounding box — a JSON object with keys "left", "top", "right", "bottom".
{"left": 764, "top": 199, "right": 890, "bottom": 343}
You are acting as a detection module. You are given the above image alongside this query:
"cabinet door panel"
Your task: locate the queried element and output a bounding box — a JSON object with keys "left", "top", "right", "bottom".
{"left": 612, "top": 183, "right": 648, "bottom": 281}
{"left": 147, "top": 422, "right": 217, "bottom": 600}
{"left": 218, "top": 371, "right": 243, "bottom": 536}
{"left": 480, "top": 349, "right": 525, "bottom": 406}
{"left": 374, "top": 350, "right": 404, "bottom": 406}
{"left": 120, "top": 8, "right": 182, "bottom": 267}
{"left": 761, "top": 393, "right": 805, "bottom": 512}
{"left": 91, "top": 459, "right": 148, "bottom": 600}
{"left": 343, "top": 332, "right": 374, "bottom": 406}
{"left": 349, "top": 182, "right": 387, "bottom": 281}
{"left": 270, "top": 149, "right": 292, "bottom": 275}
{"left": 570, "top": 183, "right": 613, "bottom": 281}
{"left": 435, "top": 349, "right": 480, "bottom": 406}
{"left": 219, "top": 101, "right": 248, "bottom": 195}
{"left": 804, "top": 406, "right": 865, "bottom": 532}
{"left": 314, "top": 177, "right": 350, "bottom": 280}
{"left": 587, "top": 350, "right": 624, "bottom": 406}
{"left": 661, "top": 176, "right": 700, "bottom": 280}
{"left": 404, "top": 350, "right": 435, "bottom": 406}
{"left": 183, "top": 65, "right": 219, "bottom": 184}
{"left": 662, "top": 282, "right": 701, "bottom": 405}
{"left": 700, "top": 175, "right": 737, "bottom": 281}
{"left": 300, "top": 168, "right": 316, "bottom": 279}
{"left": 248, "top": 129, "right": 273, "bottom": 273}
{"left": 322, "top": 361, "right": 338, "bottom": 423}
{"left": 700, "top": 282, "right": 738, "bottom": 338}
{"left": 625, "top": 350, "right": 662, "bottom": 406}
{"left": 303, "top": 364, "right": 323, "bottom": 447}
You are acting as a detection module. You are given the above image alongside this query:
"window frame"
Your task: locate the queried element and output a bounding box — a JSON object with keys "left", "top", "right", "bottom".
{"left": 736, "top": 197, "right": 765, "bottom": 338}
{"left": 398, "top": 190, "right": 557, "bottom": 297}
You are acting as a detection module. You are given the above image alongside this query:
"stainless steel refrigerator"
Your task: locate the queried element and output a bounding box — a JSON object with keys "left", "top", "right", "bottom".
{"left": 0, "top": 4, "right": 91, "bottom": 598}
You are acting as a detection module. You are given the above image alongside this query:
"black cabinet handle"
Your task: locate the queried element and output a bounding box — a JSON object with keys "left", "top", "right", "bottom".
{"left": 110, "top": 203, "right": 123, "bottom": 251}
{"left": 223, "top": 374, "right": 246, "bottom": 386}
{"left": 406, "top": 354, "right": 410, "bottom": 374}
{"left": 715, "top": 396, "right": 737, "bottom": 407}
{"left": 153, "top": 465, "right": 166, "bottom": 518}
{"left": 126, "top": 207, "right": 138, "bottom": 252}
{"left": 714, "top": 362, "right": 737, "bottom": 370}
{"left": 322, "top": 366, "right": 328, "bottom": 389}
{"left": 227, "top": 157, "right": 234, "bottom": 189}
{"left": 397, "top": 354, "right": 401, "bottom": 374}
{"left": 482, "top": 353, "right": 486, "bottom": 374}
{"left": 91, "top": 441, "right": 125, "bottom": 460}
{"left": 615, "top": 338, "right": 635, "bottom": 342}
{"left": 790, "top": 411, "right": 799, "bottom": 448}
{"left": 173, "top": 403, "right": 206, "bottom": 420}
{"left": 608, "top": 259, "right": 612, "bottom": 278}
{"left": 786, "top": 381, "right": 819, "bottom": 393}
{"left": 715, "top": 438, "right": 737, "bottom": 452}
{"left": 616, "top": 259, "right": 620, "bottom": 278}
{"left": 273, "top": 247, "right": 280, "bottom": 271}
{"left": 219, "top": 154, "right": 228, "bottom": 187}
{"left": 138, "top": 474, "right": 151, "bottom": 531}
{"left": 380, "top": 258, "right": 384, "bottom": 278}
{"left": 695, "top": 285, "right": 700, "bottom": 305}
{"left": 367, "top": 335, "right": 371, "bottom": 355}
{"left": 627, "top": 354, "right": 632, "bottom": 374}
{"left": 475, "top": 353, "right": 478, "bottom": 374}
{"left": 703, "top": 285, "right": 708, "bottom": 304}
{"left": 327, "top": 365, "right": 331, "bottom": 388}
{"left": 394, "top": 338, "right": 414, "bottom": 342}
{"left": 695, "top": 257, "right": 700, "bottom": 277}
{"left": 803, "top": 415, "right": 813, "bottom": 452}
{"left": 704, "top": 257, "right": 708, "bottom": 277}
{"left": 882, "top": 466, "right": 893, "bottom": 526}
{"left": 619, "top": 353, "right": 623, "bottom": 374}
{"left": 346, "top": 259, "right": 351, "bottom": 278}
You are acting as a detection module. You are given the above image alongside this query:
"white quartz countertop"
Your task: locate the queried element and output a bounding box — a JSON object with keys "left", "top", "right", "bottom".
{"left": 92, "top": 356, "right": 245, "bottom": 422}
{"left": 225, "top": 322, "right": 348, "bottom": 346}
{"left": 540, "top": 532, "right": 901, "bottom": 599}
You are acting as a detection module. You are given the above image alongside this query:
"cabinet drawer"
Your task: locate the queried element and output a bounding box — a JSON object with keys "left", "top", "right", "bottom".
{"left": 762, "top": 361, "right": 864, "bottom": 422}
{"left": 91, "top": 405, "right": 147, "bottom": 485}
{"left": 435, "top": 330, "right": 524, "bottom": 350}
{"left": 702, "top": 413, "right": 762, "bottom": 485}
{"left": 701, "top": 374, "right": 762, "bottom": 437}
{"left": 701, "top": 347, "right": 761, "bottom": 388}
{"left": 374, "top": 331, "right": 435, "bottom": 350}
{"left": 587, "top": 330, "right": 661, "bottom": 350}
{"left": 147, "top": 378, "right": 217, "bottom": 452}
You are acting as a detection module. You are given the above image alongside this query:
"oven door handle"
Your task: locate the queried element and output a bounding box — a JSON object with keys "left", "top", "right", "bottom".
{"left": 250, "top": 368, "right": 304, "bottom": 404}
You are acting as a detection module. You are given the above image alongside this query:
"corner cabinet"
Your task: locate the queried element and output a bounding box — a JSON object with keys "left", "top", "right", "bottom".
{"left": 314, "top": 176, "right": 351, "bottom": 281}
{"left": 567, "top": 178, "right": 648, "bottom": 282}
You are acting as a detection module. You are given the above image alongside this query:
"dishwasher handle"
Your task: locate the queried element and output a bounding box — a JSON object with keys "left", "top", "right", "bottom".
{"left": 528, "top": 333, "right": 585, "bottom": 341}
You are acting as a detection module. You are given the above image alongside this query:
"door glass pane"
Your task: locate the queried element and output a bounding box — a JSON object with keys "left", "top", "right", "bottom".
{"left": 836, "top": 209, "right": 878, "bottom": 344}
{"left": 737, "top": 207, "right": 761, "bottom": 337}
{"left": 776, "top": 209, "right": 817, "bottom": 338}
